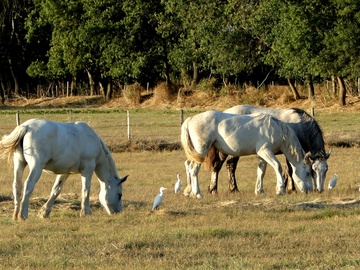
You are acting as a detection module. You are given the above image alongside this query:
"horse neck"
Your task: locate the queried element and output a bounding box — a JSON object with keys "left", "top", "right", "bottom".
{"left": 279, "top": 124, "right": 304, "bottom": 167}
{"left": 289, "top": 111, "right": 326, "bottom": 155}
{"left": 95, "top": 141, "right": 118, "bottom": 183}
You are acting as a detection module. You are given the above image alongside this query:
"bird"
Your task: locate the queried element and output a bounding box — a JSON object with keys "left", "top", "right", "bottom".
{"left": 328, "top": 173, "right": 338, "bottom": 190}
{"left": 174, "top": 173, "right": 181, "bottom": 193}
{"left": 152, "top": 187, "right": 166, "bottom": 211}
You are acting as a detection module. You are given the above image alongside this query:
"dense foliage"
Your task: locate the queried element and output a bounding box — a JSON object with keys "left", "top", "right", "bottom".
{"left": 1, "top": 0, "right": 359, "bottom": 103}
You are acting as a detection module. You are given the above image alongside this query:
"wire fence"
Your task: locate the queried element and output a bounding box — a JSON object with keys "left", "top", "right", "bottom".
{"left": 0, "top": 109, "right": 191, "bottom": 151}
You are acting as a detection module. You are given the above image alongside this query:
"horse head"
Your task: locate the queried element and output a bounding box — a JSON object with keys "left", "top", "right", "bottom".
{"left": 290, "top": 152, "right": 313, "bottom": 193}
{"left": 305, "top": 151, "right": 330, "bottom": 193}
{"left": 99, "top": 175, "right": 128, "bottom": 214}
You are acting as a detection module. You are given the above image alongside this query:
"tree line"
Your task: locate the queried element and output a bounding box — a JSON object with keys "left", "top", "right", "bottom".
{"left": 1, "top": 0, "right": 359, "bottom": 105}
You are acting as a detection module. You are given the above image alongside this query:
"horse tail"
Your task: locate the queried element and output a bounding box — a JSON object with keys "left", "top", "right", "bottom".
{"left": 0, "top": 125, "right": 27, "bottom": 163}
{"left": 203, "top": 145, "right": 216, "bottom": 171}
{"left": 181, "top": 117, "right": 204, "bottom": 163}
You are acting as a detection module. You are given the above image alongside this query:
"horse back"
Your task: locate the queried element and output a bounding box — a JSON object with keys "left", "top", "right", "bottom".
{"left": 20, "top": 119, "right": 103, "bottom": 173}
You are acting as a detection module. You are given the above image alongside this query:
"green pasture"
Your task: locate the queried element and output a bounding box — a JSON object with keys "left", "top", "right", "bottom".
{"left": 0, "top": 109, "right": 359, "bottom": 269}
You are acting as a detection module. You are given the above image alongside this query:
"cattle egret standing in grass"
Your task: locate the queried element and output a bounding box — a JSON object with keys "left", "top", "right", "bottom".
{"left": 328, "top": 173, "right": 338, "bottom": 190}
{"left": 174, "top": 174, "right": 181, "bottom": 193}
{"left": 152, "top": 187, "right": 166, "bottom": 211}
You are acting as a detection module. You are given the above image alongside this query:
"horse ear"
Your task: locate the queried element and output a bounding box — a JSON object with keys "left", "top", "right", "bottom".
{"left": 325, "top": 150, "right": 331, "bottom": 159}
{"left": 304, "top": 152, "right": 314, "bottom": 164}
{"left": 118, "top": 175, "right": 128, "bottom": 185}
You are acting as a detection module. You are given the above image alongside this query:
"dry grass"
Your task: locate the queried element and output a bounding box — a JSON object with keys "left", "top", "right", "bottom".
{"left": 0, "top": 148, "right": 360, "bottom": 269}
{"left": 0, "top": 87, "right": 360, "bottom": 269}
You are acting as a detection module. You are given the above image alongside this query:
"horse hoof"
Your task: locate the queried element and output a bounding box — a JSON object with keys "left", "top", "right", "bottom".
{"left": 196, "top": 193, "right": 203, "bottom": 199}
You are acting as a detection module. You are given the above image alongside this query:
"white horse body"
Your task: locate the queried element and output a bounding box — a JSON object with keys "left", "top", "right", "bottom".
{"left": 0, "top": 119, "right": 128, "bottom": 220}
{"left": 181, "top": 110, "right": 312, "bottom": 198}
{"left": 222, "top": 105, "right": 330, "bottom": 192}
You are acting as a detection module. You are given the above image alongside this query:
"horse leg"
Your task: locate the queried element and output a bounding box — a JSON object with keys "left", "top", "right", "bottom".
{"left": 255, "top": 158, "right": 267, "bottom": 195}
{"left": 209, "top": 151, "right": 227, "bottom": 194}
{"left": 80, "top": 173, "right": 93, "bottom": 217}
{"left": 226, "top": 155, "right": 240, "bottom": 193}
{"left": 39, "top": 174, "right": 70, "bottom": 218}
{"left": 18, "top": 166, "right": 43, "bottom": 220}
{"left": 188, "top": 161, "right": 203, "bottom": 199}
{"left": 183, "top": 160, "right": 192, "bottom": 196}
{"left": 257, "top": 149, "right": 285, "bottom": 195}
{"left": 284, "top": 159, "right": 297, "bottom": 193}
{"left": 12, "top": 156, "right": 26, "bottom": 220}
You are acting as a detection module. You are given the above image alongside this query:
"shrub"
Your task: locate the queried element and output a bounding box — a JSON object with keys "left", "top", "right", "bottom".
{"left": 123, "top": 83, "right": 143, "bottom": 105}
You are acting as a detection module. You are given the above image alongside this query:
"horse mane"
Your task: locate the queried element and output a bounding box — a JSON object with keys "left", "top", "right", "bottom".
{"left": 290, "top": 108, "right": 326, "bottom": 155}
{"left": 99, "top": 139, "right": 119, "bottom": 177}
{"left": 271, "top": 116, "right": 304, "bottom": 161}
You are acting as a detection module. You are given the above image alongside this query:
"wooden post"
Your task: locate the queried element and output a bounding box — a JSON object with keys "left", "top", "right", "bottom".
{"left": 69, "top": 110, "right": 72, "bottom": 121}
{"left": 67, "top": 81, "right": 69, "bottom": 97}
{"left": 180, "top": 109, "right": 184, "bottom": 125}
{"left": 127, "top": 110, "right": 131, "bottom": 141}
{"left": 16, "top": 112, "right": 20, "bottom": 126}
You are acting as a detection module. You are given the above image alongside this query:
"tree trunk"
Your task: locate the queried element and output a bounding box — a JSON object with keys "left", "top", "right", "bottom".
{"left": 337, "top": 76, "right": 346, "bottom": 106}
{"left": 331, "top": 75, "right": 337, "bottom": 95}
{"left": 306, "top": 74, "right": 315, "bottom": 99}
{"left": 86, "top": 69, "right": 95, "bottom": 96}
{"left": 71, "top": 75, "right": 77, "bottom": 96}
{"left": 8, "top": 57, "right": 20, "bottom": 96}
{"left": 0, "top": 75, "right": 5, "bottom": 104}
{"left": 287, "top": 78, "right": 300, "bottom": 100}
{"left": 106, "top": 77, "right": 113, "bottom": 100}
{"left": 163, "top": 62, "right": 171, "bottom": 85}
{"left": 191, "top": 61, "right": 198, "bottom": 86}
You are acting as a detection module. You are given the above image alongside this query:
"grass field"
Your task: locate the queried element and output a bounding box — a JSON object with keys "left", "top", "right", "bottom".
{"left": 0, "top": 109, "right": 359, "bottom": 269}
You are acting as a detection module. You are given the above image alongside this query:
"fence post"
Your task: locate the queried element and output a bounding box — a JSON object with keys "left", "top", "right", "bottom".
{"left": 180, "top": 109, "right": 184, "bottom": 125}
{"left": 16, "top": 112, "right": 20, "bottom": 126}
{"left": 127, "top": 110, "right": 131, "bottom": 141}
{"left": 69, "top": 110, "right": 72, "bottom": 121}
{"left": 310, "top": 107, "right": 315, "bottom": 117}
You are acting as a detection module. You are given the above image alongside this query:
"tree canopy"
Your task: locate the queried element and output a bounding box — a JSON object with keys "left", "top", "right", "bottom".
{"left": 0, "top": 0, "right": 359, "bottom": 104}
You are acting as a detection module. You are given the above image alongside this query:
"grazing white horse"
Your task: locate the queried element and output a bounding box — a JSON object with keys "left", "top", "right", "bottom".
{"left": 181, "top": 111, "right": 312, "bottom": 198}
{"left": 217, "top": 105, "right": 330, "bottom": 193}
{"left": 0, "top": 119, "right": 128, "bottom": 220}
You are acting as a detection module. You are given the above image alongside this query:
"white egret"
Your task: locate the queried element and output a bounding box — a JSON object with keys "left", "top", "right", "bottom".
{"left": 328, "top": 173, "right": 338, "bottom": 190}
{"left": 174, "top": 173, "right": 181, "bottom": 193}
{"left": 152, "top": 187, "right": 166, "bottom": 211}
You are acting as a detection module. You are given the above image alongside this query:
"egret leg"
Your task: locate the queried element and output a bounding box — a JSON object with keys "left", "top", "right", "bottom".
{"left": 39, "top": 174, "right": 70, "bottom": 218}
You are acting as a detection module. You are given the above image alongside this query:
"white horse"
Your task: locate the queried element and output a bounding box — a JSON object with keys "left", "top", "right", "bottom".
{"left": 181, "top": 111, "right": 312, "bottom": 198}
{"left": 0, "top": 119, "right": 128, "bottom": 220}
{"left": 218, "top": 105, "right": 330, "bottom": 193}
